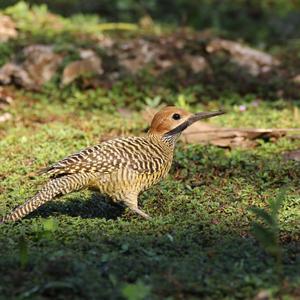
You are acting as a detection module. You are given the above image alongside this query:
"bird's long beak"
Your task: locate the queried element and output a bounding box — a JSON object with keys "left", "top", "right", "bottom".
{"left": 165, "top": 110, "right": 225, "bottom": 137}
{"left": 188, "top": 110, "right": 226, "bottom": 124}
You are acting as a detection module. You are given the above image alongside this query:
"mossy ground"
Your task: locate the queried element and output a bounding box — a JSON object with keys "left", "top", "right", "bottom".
{"left": 0, "top": 89, "right": 299, "bottom": 300}
{"left": 0, "top": 2, "right": 300, "bottom": 300}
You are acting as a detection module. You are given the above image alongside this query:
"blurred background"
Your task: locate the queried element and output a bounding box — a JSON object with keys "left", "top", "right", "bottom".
{"left": 1, "top": 0, "right": 300, "bottom": 44}
{"left": 1, "top": 0, "right": 300, "bottom": 103}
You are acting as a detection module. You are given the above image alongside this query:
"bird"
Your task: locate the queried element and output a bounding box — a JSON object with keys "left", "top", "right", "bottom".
{"left": 0, "top": 106, "right": 225, "bottom": 223}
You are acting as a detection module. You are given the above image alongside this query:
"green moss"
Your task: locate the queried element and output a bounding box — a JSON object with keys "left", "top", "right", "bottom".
{"left": 0, "top": 89, "right": 299, "bottom": 299}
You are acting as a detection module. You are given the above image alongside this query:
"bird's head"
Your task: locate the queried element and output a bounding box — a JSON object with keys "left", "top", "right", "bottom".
{"left": 148, "top": 106, "right": 225, "bottom": 143}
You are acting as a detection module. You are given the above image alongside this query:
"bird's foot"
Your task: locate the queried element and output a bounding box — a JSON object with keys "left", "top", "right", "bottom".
{"left": 127, "top": 206, "right": 152, "bottom": 220}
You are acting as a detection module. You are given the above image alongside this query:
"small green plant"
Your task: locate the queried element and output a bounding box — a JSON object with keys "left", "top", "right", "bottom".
{"left": 36, "top": 218, "right": 58, "bottom": 240}
{"left": 18, "top": 234, "right": 29, "bottom": 269}
{"left": 122, "top": 280, "right": 151, "bottom": 300}
{"left": 41, "top": 218, "right": 58, "bottom": 239}
{"left": 251, "top": 189, "right": 286, "bottom": 284}
{"left": 18, "top": 219, "right": 58, "bottom": 268}
{"left": 175, "top": 94, "right": 190, "bottom": 111}
{"left": 144, "top": 96, "right": 161, "bottom": 108}
{"left": 0, "top": 42, "right": 13, "bottom": 67}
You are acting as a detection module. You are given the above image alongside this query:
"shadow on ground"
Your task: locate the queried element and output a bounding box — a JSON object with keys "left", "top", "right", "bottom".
{"left": 28, "top": 193, "right": 126, "bottom": 220}
{"left": 0, "top": 217, "right": 298, "bottom": 299}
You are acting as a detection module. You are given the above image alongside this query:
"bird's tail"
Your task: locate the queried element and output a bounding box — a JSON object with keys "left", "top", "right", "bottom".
{"left": 0, "top": 173, "right": 91, "bottom": 223}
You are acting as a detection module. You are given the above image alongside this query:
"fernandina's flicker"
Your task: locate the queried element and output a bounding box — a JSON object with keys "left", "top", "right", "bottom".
{"left": 0, "top": 106, "right": 224, "bottom": 222}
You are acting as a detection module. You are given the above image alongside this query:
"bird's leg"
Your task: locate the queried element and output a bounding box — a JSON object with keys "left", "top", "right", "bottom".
{"left": 123, "top": 193, "right": 151, "bottom": 220}
{"left": 129, "top": 205, "right": 151, "bottom": 220}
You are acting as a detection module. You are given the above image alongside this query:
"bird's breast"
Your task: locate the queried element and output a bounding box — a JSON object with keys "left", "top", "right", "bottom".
{"left": 89, "top": 156, "right": 172, "bottom": 200}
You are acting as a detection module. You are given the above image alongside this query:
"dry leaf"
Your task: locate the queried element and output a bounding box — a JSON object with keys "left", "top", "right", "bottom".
{"left": 0, "top": 63, "right": 36, "bottom": 89}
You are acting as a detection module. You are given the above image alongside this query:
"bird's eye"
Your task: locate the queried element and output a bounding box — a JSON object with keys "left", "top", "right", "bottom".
{"left": 172, "top": 113, "right": 181, "bottom": 120}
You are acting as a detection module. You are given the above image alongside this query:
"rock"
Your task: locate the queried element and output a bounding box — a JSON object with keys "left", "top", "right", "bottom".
{"left": 118, "top": 39, "right": 158, "bottom": 74}
{"left": 0, "top": 45, "right": 63, "bottom": 90}
{"left": 0, "top": 63, "right": 35, "bottom": 89}
{"left": 0, "top": 63, "right": 18, "bottom": 85}
{"left": 23, "top": 45, "right": 63, "bottom": 86}
{"left": 61, "top": 50, "right": 103, "bottom": 86}
{"left": 206, "top": 38, "right": 280, "bottom": 76}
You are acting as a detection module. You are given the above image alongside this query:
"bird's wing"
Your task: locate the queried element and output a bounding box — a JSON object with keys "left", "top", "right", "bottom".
{"left": 39, "top": 137, "right": 164, "bottom": 178}
{"left": 39, "top": 140, "right": 124, "bottom": 177}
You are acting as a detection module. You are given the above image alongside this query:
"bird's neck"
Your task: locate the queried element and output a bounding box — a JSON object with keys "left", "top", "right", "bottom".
{"left": 147, "top": 132, "right": 178, "bottom": 149}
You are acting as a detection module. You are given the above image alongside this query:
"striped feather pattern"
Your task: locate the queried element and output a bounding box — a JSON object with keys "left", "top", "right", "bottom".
{"left": 1, "top": 135, "right": 174, "bottom": 222}
{"left": 0, "top": 173, "right": 92, "bottom": 222}
{"left": 43, "top": 136, "right": 172, "bottom": 177}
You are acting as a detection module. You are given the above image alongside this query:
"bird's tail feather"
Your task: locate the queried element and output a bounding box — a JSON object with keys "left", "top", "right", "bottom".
{"left": 0, "top": 173, "right": 91, "bottom": 223}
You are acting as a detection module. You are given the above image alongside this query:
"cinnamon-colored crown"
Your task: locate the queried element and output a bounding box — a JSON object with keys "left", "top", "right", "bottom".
{"left": 148, "top": 106, "right": 192, "bottom": 136}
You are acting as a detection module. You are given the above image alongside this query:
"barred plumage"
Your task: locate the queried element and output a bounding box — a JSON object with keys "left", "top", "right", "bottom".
{"left": 0, "top": 107, "right": 224, "bottom": 222}
{"left": 1, "top": 173, "right": 92, "bottom": 222}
